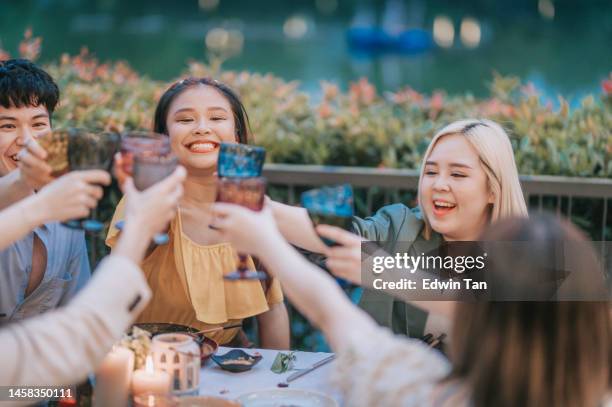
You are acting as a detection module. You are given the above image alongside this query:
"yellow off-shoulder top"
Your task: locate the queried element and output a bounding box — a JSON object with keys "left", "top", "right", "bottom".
{"left": 106, "top": 197, "right": 284, "bottom": 345}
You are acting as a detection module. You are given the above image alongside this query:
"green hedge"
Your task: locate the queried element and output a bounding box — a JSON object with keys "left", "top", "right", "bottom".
{"left": 38, "top": 51, "right": 611, "bottom": 178}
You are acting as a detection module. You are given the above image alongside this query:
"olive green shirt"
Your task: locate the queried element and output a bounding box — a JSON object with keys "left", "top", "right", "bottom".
{"left": 352, "top": 204, "right": 442, "bottom": 338}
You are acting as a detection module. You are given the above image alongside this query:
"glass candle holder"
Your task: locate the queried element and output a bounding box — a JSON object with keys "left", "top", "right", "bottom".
{"left": 151, "top": 333, "right": 201, "bottom": 397}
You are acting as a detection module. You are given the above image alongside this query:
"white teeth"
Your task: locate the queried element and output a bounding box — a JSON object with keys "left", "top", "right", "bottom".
{"left": 189, "top": 142, "right": 217, "bottom": 152}
{"left": 434, "top": 201, "right": 456, "bottom": 208}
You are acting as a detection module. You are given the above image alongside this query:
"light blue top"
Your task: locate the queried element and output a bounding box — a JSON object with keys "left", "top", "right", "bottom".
{"left": 0, "top": 223, "right": 91, "bottom": 322}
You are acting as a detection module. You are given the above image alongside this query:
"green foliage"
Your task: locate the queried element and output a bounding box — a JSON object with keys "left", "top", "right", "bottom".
{"left": 18, "top": 52, "right": 610, "bottom": 178}
{"left": 2, "top": 32, "right": 610, "bottom": 177}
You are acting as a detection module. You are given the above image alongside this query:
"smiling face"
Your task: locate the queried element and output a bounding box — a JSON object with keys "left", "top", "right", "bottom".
{"left": 0, "top": 104, "right": 51, "bottom": 176}
{"left": 419, "top": 133, "right": 493, "bottom": 241}
{"left": 165, "top": 85, "right": 238, "bottom": 173}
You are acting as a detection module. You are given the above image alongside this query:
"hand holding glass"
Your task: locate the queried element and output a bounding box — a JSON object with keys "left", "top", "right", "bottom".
{"left": 216, "top": 177, "right": 268, "bottom": 280}
{"left": 39, "top": 128, "right": 120, "bottom": 232}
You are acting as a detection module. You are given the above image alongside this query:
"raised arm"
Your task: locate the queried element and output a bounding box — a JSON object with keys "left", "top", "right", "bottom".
{"left": 212, "top": 204, "right": 377, "bottom": 351}
{"left": 0, "top": 170, "right": 111, "bottom": 250}
{"left": 0, "top": 167, "right": 185, "bottom": 387}
{"left": 268, "top": 199, "right": 329, "bottom": 254}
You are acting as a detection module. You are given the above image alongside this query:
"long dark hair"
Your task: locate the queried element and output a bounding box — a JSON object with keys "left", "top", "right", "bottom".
{"left": 448, "top": 214, "right": 611, "bottom": 407}
{"left": 153, "top": 77, "right": 250, "bottom": 144}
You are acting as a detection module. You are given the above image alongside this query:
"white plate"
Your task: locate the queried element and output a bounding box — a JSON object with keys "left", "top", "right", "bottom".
{"left": 237, "top": 388, "right": 338, "bottom": 407}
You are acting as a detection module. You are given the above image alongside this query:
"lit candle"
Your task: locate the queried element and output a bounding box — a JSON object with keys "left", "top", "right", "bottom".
{"left": 94, "top": 346, "right": 134, "bottom": 407}
{"left": 132, "top": 355, "right": 171, "bottom": 397}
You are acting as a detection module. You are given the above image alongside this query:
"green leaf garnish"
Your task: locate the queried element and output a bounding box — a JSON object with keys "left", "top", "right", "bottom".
{"left": 271, "top": 351, "right": 296, "bottom": 374}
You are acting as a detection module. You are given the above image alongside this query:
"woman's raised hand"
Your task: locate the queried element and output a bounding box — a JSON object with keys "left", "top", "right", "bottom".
{"left": 316, "top": 225, "right": 364, "bottom": 285}
{"left": 210, "top": 203, "right": 282, "bottom": 256}
{"left": 32, "top": 170, "right": 111, "bottom": 224}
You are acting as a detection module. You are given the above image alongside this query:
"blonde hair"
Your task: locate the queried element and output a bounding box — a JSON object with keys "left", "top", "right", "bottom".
{"left": 418, "top": 119, "right": 528, "bottom": 239}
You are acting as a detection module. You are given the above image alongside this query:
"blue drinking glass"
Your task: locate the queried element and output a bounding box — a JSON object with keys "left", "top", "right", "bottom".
{"left": 301, "top": 184, "right": 355, "bottom": 247}
{"left": 217, "top": 143, "right": 266, "bottom": 178}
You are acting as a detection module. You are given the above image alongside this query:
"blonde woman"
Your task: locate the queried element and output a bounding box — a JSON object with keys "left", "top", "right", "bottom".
{"left": 270, "top": 119, "right": 528, "bottom": 338}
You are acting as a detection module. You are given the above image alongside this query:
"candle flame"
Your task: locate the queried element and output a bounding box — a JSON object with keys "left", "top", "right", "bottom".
{"left": 145, "top": 355, "right": 154, "bottom": 373}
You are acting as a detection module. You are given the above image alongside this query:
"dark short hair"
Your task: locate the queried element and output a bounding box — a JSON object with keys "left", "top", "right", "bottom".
{"left": 0, "top": 59, "right": 60, "bottom": 114}
{"left": 153, "top": 77, "right": 250, "bottom": 144}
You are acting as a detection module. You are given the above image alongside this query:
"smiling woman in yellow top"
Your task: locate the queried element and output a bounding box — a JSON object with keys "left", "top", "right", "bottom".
{"left": 106, "top": 78, "right": 289, "bottom": 347}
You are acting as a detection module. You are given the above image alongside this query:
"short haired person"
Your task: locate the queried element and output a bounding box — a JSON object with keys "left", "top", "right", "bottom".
{"left": 0, "top": 59, "right": 91, "bottom": 322}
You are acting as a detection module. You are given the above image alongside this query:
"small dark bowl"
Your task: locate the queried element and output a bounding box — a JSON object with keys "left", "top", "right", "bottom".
{"left": 211, "top": 349, "right": 262, "bottom": 373}
{"left": 133, "top": 323, "right": 218, "bottom": 367}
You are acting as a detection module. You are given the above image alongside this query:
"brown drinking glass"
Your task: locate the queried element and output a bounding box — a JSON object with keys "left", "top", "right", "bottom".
{"left": 215, "top": 177, "right": 267, "bottom": 280}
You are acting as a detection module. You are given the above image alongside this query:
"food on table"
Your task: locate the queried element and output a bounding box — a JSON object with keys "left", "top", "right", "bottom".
{"left": 271, "top": 351, "right": 297, "bottom": 373}
{"left": 221, "top": 357, "right": 254, "bottom": 366}
{"left": 211, "top": 349, "right": 262, "bottom": 371}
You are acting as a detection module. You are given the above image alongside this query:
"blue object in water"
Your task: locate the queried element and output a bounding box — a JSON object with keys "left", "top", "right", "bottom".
{"left": 347, "top": 27, "right": 433, "bottom": 54}
{"left": 347, "top": 26, "right": 392, "bottom": 51}
{"left": 395, "top": 29, "right": 433, "bottom": 54}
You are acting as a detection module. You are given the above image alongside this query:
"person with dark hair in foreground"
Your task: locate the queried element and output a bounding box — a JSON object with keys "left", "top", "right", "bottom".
{"left": 211, "top": 202, "right": 611, "bottom": 407}
{"left": 0, "top": 59, "right": 92, "bottom": 324}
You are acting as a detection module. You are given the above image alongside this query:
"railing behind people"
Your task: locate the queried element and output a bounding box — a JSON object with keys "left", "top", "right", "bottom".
{"left": 263, "top": 164, "right": 612, "bottom": 241}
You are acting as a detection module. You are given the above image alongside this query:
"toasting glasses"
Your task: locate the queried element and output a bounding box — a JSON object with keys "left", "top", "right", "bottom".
{"left": 114, "top": 132, "right": 175, "bottom": 245}
{"left": 301, "top": 184, "right": 355, "bottom": 247}
{"left": 38, "top": 128, "right": 120, "bottom": 232}
{"left": 216, "top": 177, "right": 268, "bottom": 280}
{"left": 215, "top": 142, "right": 267, "bottom": 280}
